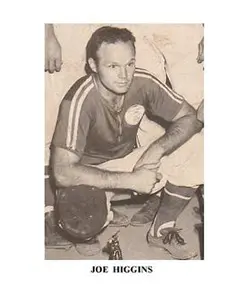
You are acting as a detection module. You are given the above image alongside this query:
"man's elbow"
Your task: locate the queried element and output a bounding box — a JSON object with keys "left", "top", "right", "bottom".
{"left": 183, "top": 103, "right": 203, "bottom": 131}
{"left": 52, "top": 165, "right": 72, "bottom": 188}
{"left": 183, "top": 105, "right": 203, "bottom": 134}
{"left": 189, "top": 112, "right": 203, "bottom": 133}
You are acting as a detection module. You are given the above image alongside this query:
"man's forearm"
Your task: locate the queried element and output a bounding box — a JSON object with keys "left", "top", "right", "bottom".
{"left": 151, "top": 114, "right": 203, "bottom": 157}
{"left": 54, "top": 163, "right": 134, "bottom": 190}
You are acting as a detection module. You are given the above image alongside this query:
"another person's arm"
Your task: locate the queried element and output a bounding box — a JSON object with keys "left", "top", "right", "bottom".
{"left": 45, "top": 24, "right": 62, "bottom": 73}
{"left": 197, "top": 23, "right": 204, "bottom": 64}
{"left": 197, "top": 36, "right": 204, "bottom": 64}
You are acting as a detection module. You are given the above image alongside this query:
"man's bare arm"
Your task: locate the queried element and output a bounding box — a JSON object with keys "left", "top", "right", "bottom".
{"left": 157, "top": 101, "right": 203, "bottom": 155}
{"left": 135, "top": 101, "right": 203, "bottom": 169}
{"left": 45, "top": 24, "right": 62, "bottom": 73}
{"left": 51, "top": 147, "right": 159, "bottom": 194}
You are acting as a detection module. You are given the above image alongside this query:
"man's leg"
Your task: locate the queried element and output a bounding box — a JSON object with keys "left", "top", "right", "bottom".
{"left": 147, "top": 132, "right": 204, "bottom": 259}
{"left": 147, "top": 182, "right": 199, "bottom": 259}
{"left": 128, "top": 115, "right": 204, "bottom": 259}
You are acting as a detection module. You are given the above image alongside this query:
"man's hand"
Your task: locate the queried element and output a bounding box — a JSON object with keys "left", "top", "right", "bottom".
{"left": 130, "top": 167, "right": 162, "bottom": 194}
{"left": 45, "top": 25, "right": 62, "bottom": 73}
{"left": 197, "top": 36, "right": 204, "bottom": 64}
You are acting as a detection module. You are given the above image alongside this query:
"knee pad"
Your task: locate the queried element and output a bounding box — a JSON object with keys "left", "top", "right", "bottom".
{"left": 55, "top": 185, "right": 108, "bottom": 241}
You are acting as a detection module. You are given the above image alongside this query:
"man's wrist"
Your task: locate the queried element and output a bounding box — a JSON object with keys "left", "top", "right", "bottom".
{"left": 150, "top": 141, "right": 165, "bottom": 158}
{"left": 118, "top": 172, "right": 136, "bottom": 191}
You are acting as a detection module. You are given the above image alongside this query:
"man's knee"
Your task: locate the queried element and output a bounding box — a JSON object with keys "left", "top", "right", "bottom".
{"left": 55, "top": 185, "right": 108, "bottom": 241}
{"left": 159, "top": 133, "right": 204, "bottom": 187}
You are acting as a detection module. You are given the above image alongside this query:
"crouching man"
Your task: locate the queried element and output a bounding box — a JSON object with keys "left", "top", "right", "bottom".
{"left": 49, "top": 26, "right": 203, "bottom": 259}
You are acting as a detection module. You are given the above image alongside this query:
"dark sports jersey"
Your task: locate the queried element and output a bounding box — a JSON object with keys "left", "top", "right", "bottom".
{"left": 52, "top": 68, "right": 184, "bottom": 165}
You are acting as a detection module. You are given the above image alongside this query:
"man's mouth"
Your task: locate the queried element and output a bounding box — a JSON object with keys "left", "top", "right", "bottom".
{"left": 116, "top": 82, "right": 128, "bottom": 86}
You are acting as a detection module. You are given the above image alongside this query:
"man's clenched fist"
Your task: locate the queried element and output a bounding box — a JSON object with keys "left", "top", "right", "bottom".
{"left": 131, "top": 168, "right": 162, "bottom": 194}
{"left": 45, "top": 24, "right": 62, "bottom": 73}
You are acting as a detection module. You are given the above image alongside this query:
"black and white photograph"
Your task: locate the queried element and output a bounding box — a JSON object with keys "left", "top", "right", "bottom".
{"left": 44, "top": 23, "right": 204, "bottom": 260}
{"left": 3, "top": 0, "right": 250, "bottom": 297}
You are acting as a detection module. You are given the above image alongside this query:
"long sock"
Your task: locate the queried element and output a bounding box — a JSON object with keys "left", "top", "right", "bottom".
{"left": 150, "top": 181, "right": 198, "bottom": 237}
{"left": 45, "top": 205, "right": 54, "bottom": 214}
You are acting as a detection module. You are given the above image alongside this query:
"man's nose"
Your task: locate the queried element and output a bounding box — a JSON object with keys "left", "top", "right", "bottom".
{"left": 118, "top": 66, "right": 128, "bottom": 79}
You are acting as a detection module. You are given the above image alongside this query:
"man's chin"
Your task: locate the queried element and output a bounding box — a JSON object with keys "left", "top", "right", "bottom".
{"left": 104, "top": 82, "right": 131, "bottom": 95}
{"left": 117, "top": 88, "right": 129, "bottom": 94}
{"left": 114, "top": 84, "right": 131, "bottom": 94}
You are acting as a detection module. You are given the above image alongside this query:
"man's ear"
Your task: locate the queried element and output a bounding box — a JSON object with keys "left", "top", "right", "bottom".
{"left": 88, "top": 58, "right": 97, "bottom": 73}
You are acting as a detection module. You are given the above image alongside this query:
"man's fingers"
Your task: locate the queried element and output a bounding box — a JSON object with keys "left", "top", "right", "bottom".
{"left": 150, "top": 173, "right": 163, "bottom": 194}
{"left": 48, "top": 59, "right": 56, "bottom": 73}
{"left": 197, "top": 45, "right": 202, "bottom": 62}
{"left": 197, "top": 37, "right": 204, "bottom": 64}
{"left": 45, "top": 58, "right": 62, "bottom": 73}
{"left": 55, "top": 58, "right": 63, "bottom": 72}
{"left": 45, "top": 58, "right": 49, "bottom": 72}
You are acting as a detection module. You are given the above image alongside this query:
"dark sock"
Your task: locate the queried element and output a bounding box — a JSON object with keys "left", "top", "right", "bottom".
{"left": 150, "top": 181, "right": 198, "bottom": 237}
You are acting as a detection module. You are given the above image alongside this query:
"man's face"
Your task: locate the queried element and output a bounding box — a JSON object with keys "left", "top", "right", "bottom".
{"left": 93, "top": 41, "right": 136, "bottom": 94}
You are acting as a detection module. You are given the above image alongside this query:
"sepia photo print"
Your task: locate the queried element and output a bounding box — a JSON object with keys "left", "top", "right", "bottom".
{"left": 44, "top": 23, "right": 204, "bottom": 261}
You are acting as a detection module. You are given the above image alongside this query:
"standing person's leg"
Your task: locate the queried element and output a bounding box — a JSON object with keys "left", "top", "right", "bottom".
{"left": 147, "top": 131, "right": 204, "bottom": 259}
{"left": 145, "top": 25, "right": 204, "bottom": 257}
{"left": 118, "top": 114, "right": 204, "bottom": 259}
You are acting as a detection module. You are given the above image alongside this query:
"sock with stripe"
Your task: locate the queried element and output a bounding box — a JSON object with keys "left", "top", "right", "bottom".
{"left": 150, "top": 181, "right": 198, "bottom": 237}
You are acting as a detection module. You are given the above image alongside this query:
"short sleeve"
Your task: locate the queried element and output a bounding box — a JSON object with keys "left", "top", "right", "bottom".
{"left": 51, "top": 99, "right": 91, "bottom": 157}
{"left": 145, "top": 77, "right": 184, "bottom": 122}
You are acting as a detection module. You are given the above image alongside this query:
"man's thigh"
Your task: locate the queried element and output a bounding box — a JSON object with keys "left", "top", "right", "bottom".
{"left": 157, "top": 131, "right": 204, "bottom": 189}
{"left": 137, "top": 115, "right": 204, "bottom": 188}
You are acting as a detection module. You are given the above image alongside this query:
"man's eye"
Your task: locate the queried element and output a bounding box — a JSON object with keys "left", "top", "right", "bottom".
{"left": 109, "top": 65, "right": 117, "bottom": 69}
